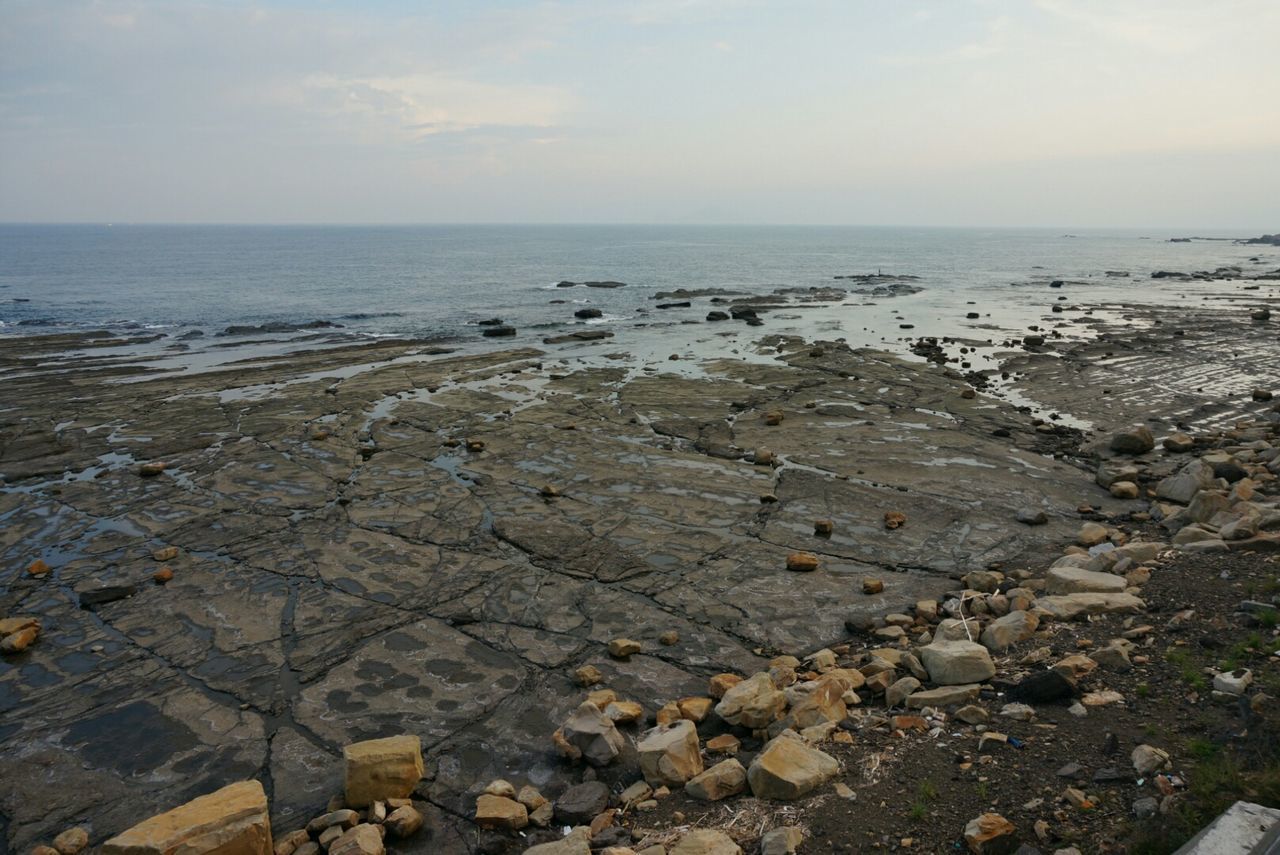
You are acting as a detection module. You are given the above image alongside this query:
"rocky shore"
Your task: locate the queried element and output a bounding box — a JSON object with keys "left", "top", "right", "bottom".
{"left": 2, "top": 272, "right": 1279, "bottom": 853}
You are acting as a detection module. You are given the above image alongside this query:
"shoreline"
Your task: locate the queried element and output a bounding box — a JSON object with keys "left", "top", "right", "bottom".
{"left": 1, "top": 256, "right": 1279, "bottom": 853}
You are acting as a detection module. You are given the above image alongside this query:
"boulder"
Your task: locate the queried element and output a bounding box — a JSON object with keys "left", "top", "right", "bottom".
{"left": 343, "top": 736, "right": 423, "bottom": 807}
{"left": 1035, "top": 593, "right": 1145, "bottom": 620}
{"left": 669, "top": 830, "right": 742, "bottom": 855}
{"left": 885, "top": 676, "right": 921, "bottom": 708}
{"left": 101, "top": 780, "right": 271, "bottom": 855}
{"left": 637, "top": 719, "right": 703, "bottom": 787}
{"left": 980, "top": 611, "right": 1040, "bottom": 652}
{"left": 554, "top": 781, "right": 609, "bottom": 825}
{"left": 686, "top": 759, "right": 747, "bottom": 801}
{"left": 747, "top": 734, "right": 839, "bottom": 800}
{"left": 1110, "top": 427, "right": 1154, "bottom": 455}
{"left": 906, "top": 684, "right": 982, "bottom": 708}
{"left": 474, "top": 794, "right": 527, "bottom": 830}
{"left": 759, "top": 827, "right": 804, "bottom": 855}
{"left": 328, "top": 826, "right": 384, "bottom": 855}
{"left": 1156, "top": 460, "right": 1216, "bottom": 504}
{"left": 714, "top": 672, "right": 785, "bottom": 728}
{"left": 920, "top": 641, "right": 995, "bottom": 685}
{"left": 1163, "top": 432, "right": 1194, "bottom": 453}
{"left": 559, "top": 702, "right": 626, "bottom": 766}
{"left": 1045, "top": 566, "right": 1126, "bottom": 595}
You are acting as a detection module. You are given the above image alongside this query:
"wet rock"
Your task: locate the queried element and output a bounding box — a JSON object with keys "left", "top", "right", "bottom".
{"left": 686, "top": 758, "right": 747, "bottom": 801}
{"left": 1110, "top": 481, "right": 1140, "bottom": 499}
{"left": 1016, "top": 509, "right": 1048, "bottom": 526}
{"left": 475, "top": 794, "right": 527, "bottom": 830}
{"left": 747, "top": 733, "right": 839, "bottom": 800}
{"left": 27, "top": 558, "right": 51, "bottom": 576}
{"left": 343, "top": 736, "right": 423, "bottom": 808}
{"left": 554, "top": 781, "right": 609, "bottom": 825}
{"left": 101, "top": 780, "right": 271, "bottom": 855}
{"left": 706, "top": 311, "right": 730, "bottom": 321}
{"left": 862, "top": 577, "right": 885, "bottom": 594}
{"left": 559, "top": 702, "right": 626, "bottom": 766}
{"left": 963, "top": 813, "right": 1017, "bottom": 854}
{"left": 1110, "top": 427, "right": 1154, "bottom": 455}
{"left": 715, "top": 672, "right": 785, "bottom": 729}
{"left": 78, "top": 585, "right": 138, "bottom": 609}
{"left": 0, "top": 619, "right": 39, "bottom": 654}
{"left": 814, "top": 519, "right": 834, "bottom": 536}
{"left": 921, "top": 641, "right": 995, "bottom": 685}
{"left": 670, "top": 829, "right": 742, "bottom": 855}
{"left": 482, "top": 326, "right": 517, "bottom": 337}
{"left": 139, "top": 461, "right": 168, "bottom": 477}
{"left": 637, "top": 719, "right": 703, "bottom": 787}
{"left": 1163, "top": 432, "right": 1194, "bottom": 453}
{"left": 1077, "top": 522, "right": 1109, "bottom": 547}
{"left": 574, "top": 308, "right": 603, "bottom": 319}
{"left": 884, "top": 511, "right": 907, "bottom": 529}
{"left": 153, "top": 566, "right": 174, "bottom": 584}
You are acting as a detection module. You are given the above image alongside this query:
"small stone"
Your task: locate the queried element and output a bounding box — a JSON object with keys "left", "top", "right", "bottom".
{"left": 786, "top": 552, "right": 820, "bottom": 572}
{"left": 151, "top": 546, "right": 179, "bottom": 562}
{"left": 1110, "top": 426, "right": 1154, "bottom": 455}
{"left": 706, "top": 734, "right": 740, "bottom": 755}
{"left": 575, "top": 664, "right": 603, "bottom": 686}
{"left": 659, "top": 630, "right": 680, "bottom": 645}
{"left": 1131, "top": 745, "right": 1170, "bottom": 776}
{"left": 921, "top": 641, "right": 996, "bottom": 685}
{"left": 52, "top": 827, "right": 89, "bottom": 855}
{"left": 956, "top": 704, "right": 989, "bottom": 725}
{"left": 884, "top": 511, "right": 907, "bottom": 529}
{"left": 677, "top": 696, "right": 714, "bottom": 723}
{"left": 1016, "top": 509, "right": 1048, "bottom": 526}
{"left": 715, "top": 672, "right": 786, "bottom": 728}
{"left": 26, "top": 558, "right": 50, "bottom": 577}
{"left": 382, "top": 806, "right": 422, "bottom": 839}
{"left": 306, "top": 809, "right": 359, "bottom": 836}
{"left": 963, "top": 813, "right": 1017, "bottom": 854}
{"left": 139, "top": 461, "right": 168, "bottom": 477}
{"left": 708, "top": 673, "right": 743, "bottom": 698}
{"left": 0, "top": 624, "right": 39, "bottom": 654}
{"left": 483, "top": 779, "right": 516, "bottom": 799}
{"left": 814, "top": 519, "right": 834, "bottom": 536}
{"left": 475, "top": 794, "right": 527, "bottom": 830}
{"left": 607, "top": 638, "right": 641, "bottom": 658}
{"left": 153, "top": 566, "right": 174, "bottom": 584}
{"left": 605, "top": 700, "right": 644, "bottom": 723}
{"left": 328, "top": 825, "right": 384, "bottom": 855}
{"left": 274, "top": 829, "right": 310, "bottom": 855}
{"left": 863, "top": 577, "right": 885, "bottom": 595}
{"left": 1109, "top": 481, "right": 1140, "bottom": 499}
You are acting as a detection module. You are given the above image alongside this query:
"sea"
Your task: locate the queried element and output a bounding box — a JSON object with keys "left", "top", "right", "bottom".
{"left": 0, "top": 224, "right": 1274, "bottom": 371}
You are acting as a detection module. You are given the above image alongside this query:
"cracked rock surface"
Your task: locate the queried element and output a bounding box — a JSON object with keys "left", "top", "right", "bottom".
{"left": 1, "top": 331, "right": 1110, "bottom": 850}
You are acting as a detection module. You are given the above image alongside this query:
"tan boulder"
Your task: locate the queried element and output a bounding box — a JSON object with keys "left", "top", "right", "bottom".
{"left": 789, "top": 679, "right": 847, "bottom": 728}
{"left": 746, "top": 734, "right": 839, "bottom": 800}
{"left": 474, "top": 794, "right": 528, "bottom": 830}
{"left": 101, "top": 780, "right": 271, "bottom": 855}
{"left": 669, "top": 829, "right": 742, "bottom": 855}
{"left": 559, "top": 702, "right": 625, "bottom": 766}
{"left": 785, "top": 552, "right": 820, "bottom": 572}
{"left": 53, "top": 827, "right": 90, "bottom": 855}
{"left": 685, "top": 759, "right": 747, "bottom": 801}
{"left": 714, "top": 672, "right": 785, "bottom": 728}
{"left": 328, "top": 825, "right": 384, "bottom": 855}
{"left": 708, "top": 673, "right": 743, "bottom": 698}
{"left": 920, "top": 641, "right": 995, "bottom": 685}
{"left": 637, "top": 719, "right": 703, "bottom": 786}
{"left": 343, "top": 735, "right": 423, "bottom": 807}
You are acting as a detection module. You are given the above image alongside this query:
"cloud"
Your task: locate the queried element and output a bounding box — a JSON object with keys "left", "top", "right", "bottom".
{"left": 283, "top": 73, "right": 574, "bottom": 143}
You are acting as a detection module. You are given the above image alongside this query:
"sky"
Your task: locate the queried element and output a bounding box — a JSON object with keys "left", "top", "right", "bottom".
{"left": 1, "top": 0, "right": 1278, "bottom": 227}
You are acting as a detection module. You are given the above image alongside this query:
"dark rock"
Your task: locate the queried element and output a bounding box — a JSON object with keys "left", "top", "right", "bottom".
{"left": 218, "top": 320, "right": 342, "bottom": 336}
{"left": 542, "top": 331, "right": 614, "bottom": 344}
{"left": 584, "top": 281, "right": 626, "bottom": 289}
{"left": 553, "top": 781, "right": 609, "bottom": 825}
{"left": 574, "top": 308, "right": 603, "bottom": 320}
{"left": 476, "top": 318, "right": 504, "bottom": 326}
{"left": 482, "top": 326, "right": 517, "bottom": 338}
{"left": 1007, "top": 670, "right": 1075, "bottom": 703}
{"left": 1093, "top": 766, "right": 1130, "bottom": 782}
{"left": 555, "top": 281, "right": 578, "bottom": 288}
{"left": 706, "top": 311, "right": 730, "bottom": 322}
{"left": 1023, "top": 335, "right": 1045, "bottom": 347}
{"left": 78, "top": 585, "right": 139, "bottom": 609}
{"left": 657, "top": 302, "right": 692, "bottom": 309}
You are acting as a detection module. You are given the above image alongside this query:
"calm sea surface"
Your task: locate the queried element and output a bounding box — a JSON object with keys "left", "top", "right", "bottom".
{"left": 0, "top": 225, "right": 1269, "bottom": 344}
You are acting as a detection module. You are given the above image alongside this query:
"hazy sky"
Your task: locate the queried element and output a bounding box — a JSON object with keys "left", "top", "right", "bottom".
{"left": 2, "top": 0, "right": 1277, "bottom": 227}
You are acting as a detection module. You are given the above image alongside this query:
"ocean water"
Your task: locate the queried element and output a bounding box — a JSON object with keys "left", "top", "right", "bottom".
{"left": 0, "top": 224, "right": 1269, "bottom": 337}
